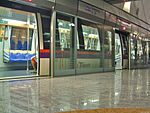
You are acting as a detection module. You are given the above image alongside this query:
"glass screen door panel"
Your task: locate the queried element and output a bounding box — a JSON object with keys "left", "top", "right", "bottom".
{"left": 79, "top": 25, "right": 101, "bottom": 70}
{"left": 76, "top": 19, "right": 102, "bottom": 74}
{"left": 103, "top": 25, "right": 114, "bottom": 71}
{"left": 130, "top": 37, "right": 150, "bottom": 69}
{"left": 55, "top": 13, "right": 75, "bottom": 76}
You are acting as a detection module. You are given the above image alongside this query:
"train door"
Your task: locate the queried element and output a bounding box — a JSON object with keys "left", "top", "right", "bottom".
{"left": 115, "top": 30, "right": 129, "bottom": 70}
{"left": 54, "top": 13, "right": 75, "bottom": 76}
{"left": 0, "top": 6, "right": 39, "bottom": 78}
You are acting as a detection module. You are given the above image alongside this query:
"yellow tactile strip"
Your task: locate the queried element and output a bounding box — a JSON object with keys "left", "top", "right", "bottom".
{"left": 58, "top": 108, "right": 150, "bottom": 113}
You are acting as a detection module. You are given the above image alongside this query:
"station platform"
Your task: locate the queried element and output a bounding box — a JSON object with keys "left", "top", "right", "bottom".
{"left": 0, "top": 69, "right": 149, "bottom": 113}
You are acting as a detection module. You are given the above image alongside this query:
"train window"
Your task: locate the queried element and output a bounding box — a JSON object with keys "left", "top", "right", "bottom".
{"left": 137, "top": 40, "right": 143, "bottom": 58}
{"left": 11, "top": 27, "right": 26, "bottom": 50}
{"left": 41, "top": 15, "right": 51, "bottom": 49}
{"left": 82, "top": 25, "right": 100, "bottom": 51}
{"left": 10, "top": 27, "right": 34, "bottom": 50}
{"left": 104, "top": 30, "right": 112, "bottom": 52}
{"left": 77, "top": 34, "right": 79, "bottom": 49}
{"left": 77, "top": 19, "right": 100, "bottom": 51}
{"left": 0, "top": 6, "right": 38, "bottom": 63}
{"left": 130, "top": 38, "right": 136, "bottom": 60}
{"left": 56, "top": 14, "right": 74, "bottom": 50}
{"left": 121, "top": 34, "right": 128, "bottom": 55}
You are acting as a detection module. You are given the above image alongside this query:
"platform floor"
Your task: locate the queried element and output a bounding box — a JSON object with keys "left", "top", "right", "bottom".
{"left": 57, "top": 108, "right": 150, "bottom": 113}
{"left": 0, "top": 70, "right": 36, "bottom": 78}
{"left": 0, "top": 69, "right": 149, "bottom": 113}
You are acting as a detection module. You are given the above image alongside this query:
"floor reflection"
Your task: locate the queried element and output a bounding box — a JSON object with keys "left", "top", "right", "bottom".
{"left": 0, "top": 69, "right": 149, "bottom": 113}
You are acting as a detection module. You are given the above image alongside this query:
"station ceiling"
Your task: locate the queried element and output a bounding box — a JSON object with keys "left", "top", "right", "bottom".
{"left": 104, "top": 0, "right": 139, "bottom": 4}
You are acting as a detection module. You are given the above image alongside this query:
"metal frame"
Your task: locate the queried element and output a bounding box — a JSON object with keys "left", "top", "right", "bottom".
{"left": 50, "top": 7, "right": 56, "bottom": 78}
{"left": 36, "top": 13, "right": 43, "bottom": 75}
{"left": 128, "top": 33, "right": 131, "bottom": 70}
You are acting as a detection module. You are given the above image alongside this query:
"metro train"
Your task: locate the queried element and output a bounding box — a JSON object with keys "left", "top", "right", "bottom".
{"left": 0, "top": 0, "right": 150, "bottom": 77}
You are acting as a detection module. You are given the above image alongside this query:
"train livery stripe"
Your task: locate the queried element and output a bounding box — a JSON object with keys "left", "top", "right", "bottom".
{"left": 40, "top": 49, "right": 112, "bottom": 58}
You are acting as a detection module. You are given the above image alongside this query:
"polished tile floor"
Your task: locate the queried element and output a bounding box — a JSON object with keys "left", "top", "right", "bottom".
{"left": 0, "top": 69, "right": 150, "bottom": 113}
{"left": 58, "top": 108, "right": 150, "bottom": 113}
{"left": 0, "top": 70, "right": 36, "bottom": 78}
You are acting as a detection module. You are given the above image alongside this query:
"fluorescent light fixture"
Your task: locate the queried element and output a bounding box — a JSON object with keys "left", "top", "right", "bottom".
{"left": 83, "top": 102, "right": 87, "bottom": 106}
{"left": 115, "top": 92, "right": 119, "bottom": 96}
{"left": 123, "top": 2, "right": 131, "bottom": 13}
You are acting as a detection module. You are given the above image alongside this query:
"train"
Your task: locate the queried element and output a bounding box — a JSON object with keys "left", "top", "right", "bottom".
{"left": 0, "top": 0, "right": 150, "bottom": 78}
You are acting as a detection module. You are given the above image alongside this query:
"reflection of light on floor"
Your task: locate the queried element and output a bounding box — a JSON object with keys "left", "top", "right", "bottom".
{"left": 83, "top": 102, "right": 87, "bottom": 106}
{"left": 60, "top": 108, "right": 64, "bottom": 111}
{"left": 0, "top": 70, "right": 36, "bottom": 78}
{"left": 58, "top": 108, "right": 150, "bottom": 113}
{"left": 115, "top": 92, "right": 119, "bottom": 96}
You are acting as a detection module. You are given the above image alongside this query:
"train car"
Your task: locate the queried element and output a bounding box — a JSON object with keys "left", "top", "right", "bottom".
{"left": 0, "top": 0, "right": 54, "bottom": 77}
{"left": 0, "top": 0, "right": 150, "bottom": 78}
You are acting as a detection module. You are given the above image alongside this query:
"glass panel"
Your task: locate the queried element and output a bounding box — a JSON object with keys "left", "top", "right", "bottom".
{"left": 0, "top": 6, "right": 38, "bottom": 77}
{"left": 40, "top": 13, "right": 51, "bottom": 76}
{"left": 42, "top": 15, "right": 50, "bottom": 49}
{"left": 130, "top": 37, "right": 148, "bottom": 67}
{"left": 120, "top": 34, "right": 128, "bottom": 59}
{"left": 130, "top": 27, "right": 150, "bottom": 68}
{"left": 77, "top": 20, "right": 102, "bottom": 74}
{"left": 58, "top": 19, "right": 71, "bottom": 49}
{"left": 103, "top": 26, "right": 114, "bottom": 69}
{"left": 137, "top": 40, "right": 143, "bottom": 64}
{"left": 55, "top": 14, "right": 75, "bottom": 76}
{"left": 141, "top": 41, "right": 147, "bottom": 64}
{"left": 115, "top": 33, "right": 122, "bottom": 69}
{"left": 11, "top": 27, "right": 28, "bottom": 50}
{"left": 114, "top": 31, "right": 129, "bottom": 69}
{"left": 130, "top": 38, "right": 136, "bottom": 61}
{"left": 82, "top": 25, "right": 100, "bottom": 51}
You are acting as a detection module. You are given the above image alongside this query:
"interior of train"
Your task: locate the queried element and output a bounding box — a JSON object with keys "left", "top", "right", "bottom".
{"left": 115, "top": 30, "right": 129, "bottom": 70}
{"left": 0, "top": 6, "right": 38, "bottom": 77}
